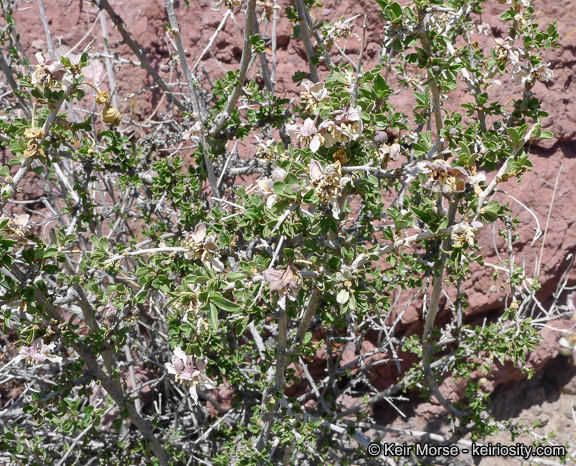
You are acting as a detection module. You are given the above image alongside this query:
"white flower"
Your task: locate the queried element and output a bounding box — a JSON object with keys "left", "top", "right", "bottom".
{"left": 512, "top": 62, "right": 554, "bottom": 86}
{"left": 320, "top": 105, "right": 363, "bottom": 147}
{"left": 288, "top": 118, "right": 325, "bottom": 153}
{"left": 165, "top": 347, "right": 216, "bottom": 403}
{"left": 494, "top": 37, "right": 522, "bottom": 65}
{"left": 257, "top": 167, "right": 287, "bottom": 208}
{"left": 183, "top": 223, "right": 224, "bottom": 272}
{"left": 254, "top": 136, "right": 277, "bottom": 161}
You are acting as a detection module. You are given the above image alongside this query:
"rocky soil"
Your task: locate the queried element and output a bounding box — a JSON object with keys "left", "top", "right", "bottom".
{"left": 4, "top": 0, "right": 576, "bottom": 462}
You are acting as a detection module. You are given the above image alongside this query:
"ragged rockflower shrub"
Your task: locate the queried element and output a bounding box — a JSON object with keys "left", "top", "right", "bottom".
{"left": 0, "top": 0, "right": 571, "bottom": 464}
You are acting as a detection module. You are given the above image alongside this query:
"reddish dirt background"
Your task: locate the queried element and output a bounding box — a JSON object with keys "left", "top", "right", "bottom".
{"left": 5, "top": 0, "right": 576, "bottom": 451}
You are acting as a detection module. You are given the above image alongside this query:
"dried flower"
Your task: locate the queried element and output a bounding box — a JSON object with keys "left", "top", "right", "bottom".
{"left": 263, "top": 264, "right": 302, "bottom": 309}
{"left": 183, "top": 223, "right": 224, "bottom": 272}
{"left": 0, "top": 214, "right": 29, "bottom": 242}
{"left": 257, "top": 0, "right": 280, "bottom": 20}
{"left": 418, "top": 160, "right": 470, "bottom": 194}
{"left": 212, "top": 0, "right": 241, "bottom": 10}
{"left": 377, "top": 142, "right": 401, "bottom": 168}
{"left": 95, "top": 90, "right": 111, "bottom": 105}
{"left": 23, "top": 127, "right": 45, "bottom": 159}
{"left": 32, "top": 52, "right": 73, "bottom": 90}
{"left": 165, "top": 347, "right": 216, "bottom": 403}
{"left": 255, "top": 136, "right": 277, "bottom": 161}
{"left": 451, "top": 221, "right": 483, "bottom": 248}
{"left": 309, "top": 160, "right": 351, "bottom": 218}
{"left": 101, "top": 104, "right": 122, "bottom": 127}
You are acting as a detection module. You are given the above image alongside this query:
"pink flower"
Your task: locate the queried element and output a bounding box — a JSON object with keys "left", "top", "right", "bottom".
{"left": 1, "top": 339, "right": 62, "bottom": 372}
{"left": 287, "top": 118, "right": 324, "bottom": 153}
{"left": 165, "top": 347, "right": 216, "bottom": 403}
{"left": 98, "top": 292, "right": 119, "bottom": 318}
{"left": 32, "top": 52, "right": 73, "bottom": 90}
{"left": 418, "top": 160, "right": 470, "bottom": 194}
{"left": 263, "top": 265, "right": 302, "bottom": 309}
{"left": 320, "top": 105, "right": 363, "bottom": 147}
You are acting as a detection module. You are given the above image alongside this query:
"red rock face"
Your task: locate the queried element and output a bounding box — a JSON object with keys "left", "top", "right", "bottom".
{"left": 7, "top": 0, "right": 576, "bottom": 420}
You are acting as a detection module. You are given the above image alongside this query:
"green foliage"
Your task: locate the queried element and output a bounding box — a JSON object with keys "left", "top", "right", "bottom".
{"left": 0, "top": 0, "right": 567, "bottom": 464}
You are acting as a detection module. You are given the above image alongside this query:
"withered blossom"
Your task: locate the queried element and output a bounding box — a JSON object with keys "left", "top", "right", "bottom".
{"left": 493, "top": 37, "right": 522, "bottom": 65}
{"left": 512, "top": 62, "right": 554, "bottom": 86}
{"left": 212, "top": 0, "right": 241, "bottom": 10}
{"left": 101, "top": 104, "right": 122, "bottom": 127}
{"left": 255, "top": 136, "right": 277, "bottom": 161}
{"left": 332, "top": 16, "right": 356, "bottom": 39}
{"left": 263, "top": 264, "right": 302, "bottom": 310}
{"left": 95, "top": 90, "right": 111, "bottom": 105}
{"left": 165, "top": 347, "right": 215, "bottom": 403}
{"left": 418, "top": 160, "right": 470, "bottom": 195}
{"left": 0, "top": 213, "right": 30, "bottom": 241}
{"left": 1, "top": 339, "right": 62, "bottom": 372}
{"left": 23, "top": 127, "right": 45, "bottom": 159}
{"left": 451, "top": 221, "right": 483, "bottom": 248}
{"left": 175, "top": 292, "right": 209, "bottom": 336}
{"left": 257, "top": 0, "right": 280, "bottom": 20}
{"left": 309, "top": 159, "right": 351, "bottom": 218}
{"left": 300, "top": 80, "right": 328, "bottom": 113}
{"left": 257, "top": 167, "right": 287, "bottom": 208}
{"left": 377, "top": 142, "right": 401, "bottom": 168}
{"left": 320, "top": 105, "right": 363, "bottom": 147}
{"left": 183, "top": 223, "right": 225, "bottom": 272}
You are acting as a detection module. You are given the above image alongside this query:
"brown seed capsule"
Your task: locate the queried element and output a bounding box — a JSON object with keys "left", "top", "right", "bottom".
{"left": 101, "top": 104, "right": 122, "bottom": 126}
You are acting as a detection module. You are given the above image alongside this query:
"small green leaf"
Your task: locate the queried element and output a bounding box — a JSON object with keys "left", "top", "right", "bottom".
{"left": 42, "top": 248, "right": 59, "bottom": 258}
{"left": 208, "top": 303, "right": 219, "bottom": 330}
{"left": 211, "top": 294, "right": 241, "bottom": 312}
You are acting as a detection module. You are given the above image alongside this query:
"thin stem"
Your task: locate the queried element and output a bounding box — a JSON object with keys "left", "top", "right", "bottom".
{"left": 209, "top": 0, "right": 257, "bottom": 136}
{"left": 94, "top": 0, "right": 185, "bottom": 111}
{"left": 421, "top": 200, "right": 466, "bottom": 419}
{"left": 293, "top": 0, "right": 319, "bottom": 83}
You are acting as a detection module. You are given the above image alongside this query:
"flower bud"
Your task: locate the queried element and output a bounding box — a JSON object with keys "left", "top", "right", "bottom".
{"left": 1, "top": 184, "right": 14, "bottom": 197}
{"left": 101, "top": 104, "right": 122, "bottom": 126}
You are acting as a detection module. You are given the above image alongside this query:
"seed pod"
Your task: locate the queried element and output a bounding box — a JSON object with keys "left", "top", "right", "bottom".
{"left": 374, "top": 129, "right": 388, "bottom": 144}
{"left": 101, "top": 104, "right": 122, "bottom": 126}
